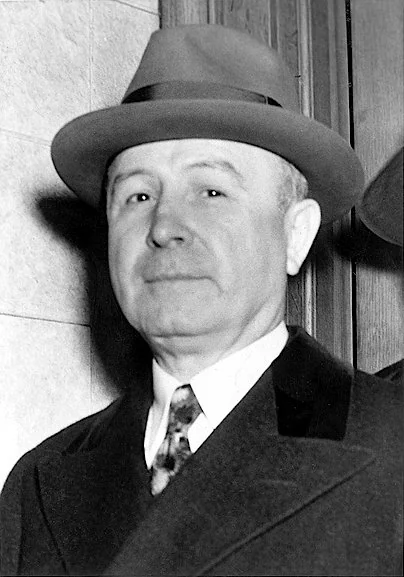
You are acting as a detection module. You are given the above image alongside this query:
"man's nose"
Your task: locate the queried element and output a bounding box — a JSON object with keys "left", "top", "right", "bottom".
{"left": 146, "top": 201, "right": 192, "bottom": 249}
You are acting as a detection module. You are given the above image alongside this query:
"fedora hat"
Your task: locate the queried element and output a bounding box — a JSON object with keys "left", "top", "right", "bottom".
{"left": 358, "top": 147, "right": 403, "bottom": 246}
{"left": 51, "top": 24, "right": 364, "bottom": 223}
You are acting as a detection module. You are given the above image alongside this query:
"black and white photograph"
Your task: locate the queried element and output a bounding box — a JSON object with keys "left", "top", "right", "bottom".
{"left": 0, "top": 1, "right": 402, "bottom": 575}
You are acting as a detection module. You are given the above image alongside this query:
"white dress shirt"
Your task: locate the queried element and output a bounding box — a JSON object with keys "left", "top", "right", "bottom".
{"left": 144, "top": 321, "right": 289, "bottom": 469}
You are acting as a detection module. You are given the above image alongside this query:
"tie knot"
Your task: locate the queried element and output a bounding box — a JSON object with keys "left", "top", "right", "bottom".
{"left": 169, "top": 384, "right": 202, "bottom": 428}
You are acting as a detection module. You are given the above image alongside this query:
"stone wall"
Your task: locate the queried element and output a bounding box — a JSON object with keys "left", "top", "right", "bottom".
{"left": 0, "top": 0, "right": 159, "bottom": 489}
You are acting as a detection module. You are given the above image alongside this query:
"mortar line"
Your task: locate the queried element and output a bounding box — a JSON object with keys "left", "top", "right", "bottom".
{"left": 110, "top": 0, "right": 159, "bottom": 15}
{"left": 0, "top": 128, "right": 50, "bottom": 147}
{"left": 0, "top": 311, "right": 90, "bottom": 328}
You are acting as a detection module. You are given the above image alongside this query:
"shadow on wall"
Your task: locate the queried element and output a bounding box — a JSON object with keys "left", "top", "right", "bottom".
{"left": 315, "top": 217, "right": 403, "bottom": 274}
{"left": 36, "top": 193, "right": 152, "bottom": 398}
{"left": 334, "top": 218, "right": 402, "bottom": 273}
{"left": 334, "top": 144, "right": 403, "bottom": 274}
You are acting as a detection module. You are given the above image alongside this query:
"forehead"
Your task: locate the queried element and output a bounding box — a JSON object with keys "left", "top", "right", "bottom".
{"left": 108, "top": 139, "right": 287, "bottom": 181}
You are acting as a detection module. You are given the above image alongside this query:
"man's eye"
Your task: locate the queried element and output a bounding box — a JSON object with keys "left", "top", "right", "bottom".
{"left": 204, "top": 189, "right": 224, "bottom": 198}
{"left": 126, "top": 192, "right": 150, "bottom": 204}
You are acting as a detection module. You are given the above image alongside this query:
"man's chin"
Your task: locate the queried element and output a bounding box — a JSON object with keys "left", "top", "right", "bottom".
{"left": 124, "top": 290, "right": 224, "bottom": 338}
{"left": 136, "top": 311, "right": 222, "bottom": 342}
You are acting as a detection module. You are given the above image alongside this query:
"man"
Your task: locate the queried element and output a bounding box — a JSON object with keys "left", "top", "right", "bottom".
{"left": 0, "top": 24, "right": 402, "bottom": 576}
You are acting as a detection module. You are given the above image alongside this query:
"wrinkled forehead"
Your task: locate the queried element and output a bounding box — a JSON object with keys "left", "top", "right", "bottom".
{"left": 107, "top": 138, "right": 291, "bottom": 184}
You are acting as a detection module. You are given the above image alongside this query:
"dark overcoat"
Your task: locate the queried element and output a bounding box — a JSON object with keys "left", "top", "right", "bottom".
{"left": 0, "top": 327, "right": 402, "bottom": 576}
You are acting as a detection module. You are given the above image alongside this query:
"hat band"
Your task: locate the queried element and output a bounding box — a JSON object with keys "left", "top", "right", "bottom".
{"left": 122, "top": 81, "right": 282, "bottom": 107}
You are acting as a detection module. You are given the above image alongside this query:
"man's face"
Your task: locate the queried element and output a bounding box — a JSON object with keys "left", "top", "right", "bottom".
{"left": 106, "top": 139, "right": 294, "bottom": 353}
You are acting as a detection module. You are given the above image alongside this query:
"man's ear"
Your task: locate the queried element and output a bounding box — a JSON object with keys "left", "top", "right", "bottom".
{"left": 284, "top": 199, "right": 321, "bottom": 276}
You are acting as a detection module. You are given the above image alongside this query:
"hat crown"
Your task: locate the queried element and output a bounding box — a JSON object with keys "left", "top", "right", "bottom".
{"left": 123, "top": 25, "right": 299, "bottom": 112}
{"left": 51, "top": 23, "right": 364, "bottom": 219}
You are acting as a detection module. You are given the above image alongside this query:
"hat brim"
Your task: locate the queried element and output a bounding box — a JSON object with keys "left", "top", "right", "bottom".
{"left": 51, "top": 100, "right": 364, "bottom": 224}
{"left": 358, "top": 148, "right": 403, "bottom": 246}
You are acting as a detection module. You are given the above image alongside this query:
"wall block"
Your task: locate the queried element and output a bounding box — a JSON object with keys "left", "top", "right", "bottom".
{"left": 91, "top": 0, "right": 159, "bottom": 109}
{"left": 0, "top": 132, "right": 90, "bottom": 324}
{"left": 0, "top": 314, "right": 110, "bottom": 490}
{"left": 0, "top": 0, "right": 91, "bottom": 141}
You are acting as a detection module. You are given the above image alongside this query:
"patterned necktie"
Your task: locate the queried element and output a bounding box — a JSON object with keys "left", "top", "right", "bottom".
{"left": 151, "top": 384, "right": 202, "bottom": 496}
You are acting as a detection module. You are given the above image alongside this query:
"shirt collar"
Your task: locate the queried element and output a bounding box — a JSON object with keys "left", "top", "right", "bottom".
{"left": 151, "top": 321, "right": 289, "bottom": 430}
{"left": 151, "top": 361, "right": 183, "bottom": 419}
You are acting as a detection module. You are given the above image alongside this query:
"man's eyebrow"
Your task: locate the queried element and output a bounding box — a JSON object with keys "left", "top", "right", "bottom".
{"left": 186, "top": 160, "right": 246, "bottom": 185}
{"left": 107, "top": 169, "right": 151, "bottom": 197}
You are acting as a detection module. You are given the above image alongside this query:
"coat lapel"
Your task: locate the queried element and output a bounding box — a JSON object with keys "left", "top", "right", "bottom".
{"left": 104, "top": 328, "right": 375, "bottom": 576}
{"left": 273, "top": 326, "right": 353, "bottom": 440}
{"left": 36, "top": 373, "right": 154, "bottom": 575}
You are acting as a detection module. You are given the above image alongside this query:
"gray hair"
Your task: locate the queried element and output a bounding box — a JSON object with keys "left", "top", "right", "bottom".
{"left": 276, "top": 157, "right": 309, "bottom": 213}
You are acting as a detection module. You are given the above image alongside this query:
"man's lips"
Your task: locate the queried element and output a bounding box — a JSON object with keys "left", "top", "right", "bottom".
{"left": 144, "top": 274, "right": 208, "bottom": 282}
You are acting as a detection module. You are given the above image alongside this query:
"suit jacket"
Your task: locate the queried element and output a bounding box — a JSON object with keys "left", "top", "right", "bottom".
{"left": 0, "top": 327, "right": 402, "bottom": 576}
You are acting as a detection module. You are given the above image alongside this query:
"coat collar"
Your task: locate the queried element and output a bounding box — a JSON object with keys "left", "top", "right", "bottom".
{"left": 273, "top": 326, "right": 354, "bottom": 440}
{"left": 37, "top": 328, "right": 374, "bottom": 576}
{"left": 36, "top": 367, "right": 154, "bottom": 575}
